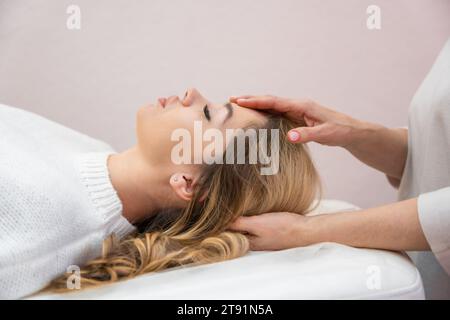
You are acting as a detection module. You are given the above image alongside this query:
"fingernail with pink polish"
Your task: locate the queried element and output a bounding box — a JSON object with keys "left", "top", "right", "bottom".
{"left": 288, "top": 130, "right": 300, "bottom": 142}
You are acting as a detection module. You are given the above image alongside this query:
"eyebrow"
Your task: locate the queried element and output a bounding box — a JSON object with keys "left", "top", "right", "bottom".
{"left": 222, "top": 103, "right": 233, "bottom": 124}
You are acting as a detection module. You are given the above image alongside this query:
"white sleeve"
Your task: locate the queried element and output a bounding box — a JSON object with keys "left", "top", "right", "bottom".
{"left": 417, "top": 186, "right": 450, "bottom": 275}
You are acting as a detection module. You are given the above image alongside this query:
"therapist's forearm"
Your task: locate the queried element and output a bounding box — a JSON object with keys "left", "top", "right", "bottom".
{"left": 345, "top": 121, "right": 408, "bottom": 180}
{"left": 305, "top": 198, "right": 430, "bottom": 251}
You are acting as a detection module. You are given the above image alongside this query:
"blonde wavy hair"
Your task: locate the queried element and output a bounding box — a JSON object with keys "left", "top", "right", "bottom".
{"left": 47, "top": 116, "right": 321, "bottom": 291}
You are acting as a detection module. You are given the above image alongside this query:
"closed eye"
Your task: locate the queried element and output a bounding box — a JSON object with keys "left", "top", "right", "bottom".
{"left": 203, "top": 104, "right": 211, "bottom": 121}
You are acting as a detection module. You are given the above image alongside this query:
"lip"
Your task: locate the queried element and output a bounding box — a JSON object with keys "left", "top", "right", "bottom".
{"left": 157, "top": 97, "right": 167, "bottom": 108}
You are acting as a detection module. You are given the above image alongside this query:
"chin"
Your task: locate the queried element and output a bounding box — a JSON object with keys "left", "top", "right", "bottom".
{"left": 138, "top": 103, "right": 154, "bottom": 114}
{"left": 137, "top": 104, "right": 156, "bottom": 122}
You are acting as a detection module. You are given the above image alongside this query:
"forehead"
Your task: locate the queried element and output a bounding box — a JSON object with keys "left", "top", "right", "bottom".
{"left": 221, "top": 103, "right": 267, "bottom": 129}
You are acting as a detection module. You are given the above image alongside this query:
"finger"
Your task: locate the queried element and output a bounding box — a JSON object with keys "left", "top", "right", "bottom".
{"left": 248, "top": 238, "right": 266, "bottom": 251}
{"left": 227, "top": 217, "right": 257, "bottom": 235}
{"left": 235, "top": 96, "right": 305, "bottom": 115}
{"left": 303, "top": 115, "right": 316, "bottom": 127}
{"left": 287, "top": 125, "right": 325, "bottom": 144}
{"left": 229, "top": 95, "right": 254, "bottom": 103}
{"left": 234, "top": 95, "right": 280, "bottom": 110}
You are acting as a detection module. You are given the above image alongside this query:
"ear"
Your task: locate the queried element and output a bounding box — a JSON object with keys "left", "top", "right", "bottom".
{"left": 169, "top": 173, "right": 198, "bottom": 202}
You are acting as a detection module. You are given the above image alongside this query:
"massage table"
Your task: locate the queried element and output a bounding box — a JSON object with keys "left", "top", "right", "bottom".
{"left": 31, "top": 200, "right": 424, "bottom": 300}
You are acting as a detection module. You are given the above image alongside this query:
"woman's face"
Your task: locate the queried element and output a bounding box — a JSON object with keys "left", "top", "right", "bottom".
{"left": 136, "top": 88, "right": 267, "bottom": 167}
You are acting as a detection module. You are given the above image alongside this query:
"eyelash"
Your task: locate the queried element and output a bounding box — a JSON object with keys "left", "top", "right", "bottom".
{"left": 203, "top": 104, "right": 211, "bottom": 120}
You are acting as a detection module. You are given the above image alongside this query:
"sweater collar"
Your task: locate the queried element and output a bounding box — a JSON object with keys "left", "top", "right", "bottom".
{"left": 77, "top": 152, "right": 136, "bottom": 239}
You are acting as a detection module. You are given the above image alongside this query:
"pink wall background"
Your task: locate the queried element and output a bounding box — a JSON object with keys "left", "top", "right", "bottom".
{"left": 1, "top": 0, "right": 449, "bottom": 208}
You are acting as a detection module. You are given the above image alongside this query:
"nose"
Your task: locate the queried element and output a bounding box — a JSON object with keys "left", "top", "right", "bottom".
{"left": 182, "top": 88, "right": 207, "bottom": 107}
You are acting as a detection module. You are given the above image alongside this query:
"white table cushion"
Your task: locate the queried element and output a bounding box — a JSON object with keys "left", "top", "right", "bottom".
{"left": 31, "top": 200, "right": 424, "bottom": 300}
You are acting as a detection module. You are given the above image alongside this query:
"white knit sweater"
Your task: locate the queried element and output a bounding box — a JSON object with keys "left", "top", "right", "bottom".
{"left": 0, "top": 104, "right": 136, "bottom": 299}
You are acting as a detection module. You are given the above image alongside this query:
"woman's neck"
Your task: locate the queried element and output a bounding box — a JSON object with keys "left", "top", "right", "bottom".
{"left": 107, "top": 146, "right": 170, "bottom": 225}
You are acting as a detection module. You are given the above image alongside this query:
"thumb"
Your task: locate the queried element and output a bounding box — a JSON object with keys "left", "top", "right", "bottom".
{"left": 228, "top": 217, "right": 257, "bottom": 235}
{"left": 287, "top": 125, "right": 324, "bottom": 144}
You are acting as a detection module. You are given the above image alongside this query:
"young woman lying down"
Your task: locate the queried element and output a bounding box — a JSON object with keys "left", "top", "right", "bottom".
{"left": 0, "top": 88, "right": 320, "bottom": 298}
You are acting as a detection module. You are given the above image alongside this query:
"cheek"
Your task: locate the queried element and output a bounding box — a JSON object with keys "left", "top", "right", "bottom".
{"left": 136, "top": 107, "right": 171, "bottom": 161}
{"left": 136, "top": 107, "right": 156, "bottom": 143}
{"left": 136, "top": 107, "right": 200, "bottom": 163}
{"left": 137, "top": 105, "right": 157, "bottom": 129}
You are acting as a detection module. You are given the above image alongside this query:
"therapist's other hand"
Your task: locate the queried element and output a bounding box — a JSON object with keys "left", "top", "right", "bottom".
{"left": 228, "top": 212, "right": 313, "bottom": 251}
{"left": 230, "top": 95, "right": 360, "bottom": 147}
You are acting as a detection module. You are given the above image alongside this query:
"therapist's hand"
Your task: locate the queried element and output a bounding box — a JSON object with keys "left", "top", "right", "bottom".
{"left": 228, "top": 212, "right": 314, "bottom": 251}
{"left": 229, "top": 198, "right": 430, "bottom": 252}
{"left": 230, "top": 94, "right": 409, "bottom": 181}
{"left": 229, "top": 95, "right": 361, "bottom": 147}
